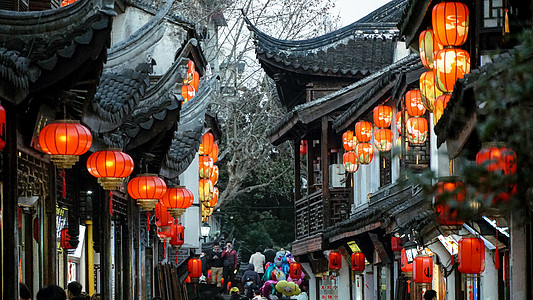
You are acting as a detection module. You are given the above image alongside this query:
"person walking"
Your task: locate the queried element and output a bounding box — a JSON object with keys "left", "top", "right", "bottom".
{"left": 263, "top": 244, "right": 276, "bottom": 265}
{"left": 67, "top": 281, "right": 88, "bottom": 300}
{"left": 209, "top": 244, "right": 224, "bottom": 287}
{"left": 242, "top": 263, "right": 262, "bottom": 298}
{"left": 221, "top": 241, "right": 238, "bottom": 293}
{"left": 423, "top": 289, "right": 437, "bottom": 300}
{"left": 36, "top": 285, "right": 67, "bottom": 300}
{"left": 249, "top": 247, "right": 266, "bottom": 279}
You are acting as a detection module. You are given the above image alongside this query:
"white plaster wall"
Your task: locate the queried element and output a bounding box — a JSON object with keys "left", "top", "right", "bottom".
{"left": 338, "top": 259, "right": 351, "bottom": 300}
{"left": 394, "top": 41, "right": 411, "bottom": 63}
{"left": 180, "top": 153, "right": 201, "bottom": 251}
{"left": 353, "top": 144, "right": 380, "bottom": 208}
{"left": 430, "top": 115, "right": 450, "bottom": 177}
{"left": 480, "top": 246, "right": 499, "bottom": 300}
{"left": 364, "top": 265, "right": 375, "bottom": 300}
{"left": 428, "top": 240, "right": 456, "bottom": 298}
{"left": 301, "top": 263, "right": 316, "bottom": 300}
{"left": 510, "top": 210, "right": 527, "bottom": 300}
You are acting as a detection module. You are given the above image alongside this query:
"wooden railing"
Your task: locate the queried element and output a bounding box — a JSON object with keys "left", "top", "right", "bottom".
{"left": 294, "top": 188, "right": 351, "bottom": 240}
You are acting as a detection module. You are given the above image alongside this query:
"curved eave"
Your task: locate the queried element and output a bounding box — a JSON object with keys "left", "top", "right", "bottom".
{"left": 397, "top": 0, "right": 433, "bottom": 47}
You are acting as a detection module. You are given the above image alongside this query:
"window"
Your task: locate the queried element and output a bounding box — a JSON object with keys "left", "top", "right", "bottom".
{"left": 483, "top": 0, "right": 504, "bottom": 28}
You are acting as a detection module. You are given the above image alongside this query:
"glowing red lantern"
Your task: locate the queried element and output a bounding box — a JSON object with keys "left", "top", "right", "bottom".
{"left": 406, "top": 117, "right": 428, "bottom": 144}
{"left": 374, "top": 129, "right": 393, "bottom": 152}
{"left": 351, "top": 252, "right": 365, "bottom": 272}
{"left": 181, "top": 85, "right": 196, "bottom": 103}
{"left": 0, "top": 104, "right": 5, "bottom": 151}
{"left": 300, "top": 140, "right": 307, "bottom": 154}
{"left": 355, "top": 121, "right": 373, "bottom": 143}
{"left": 157, "top": 226, "right": 171, "bottom": 243}
{"left": 413, "top": 255, "right": 433, "bottom": 283}
{"left": 86, "top": 149, "right": 134, "bottom": 190}
{"left": 191, "top": 71, "right": 200, "bottom": 92}
{"left": 432, "top": 2, "right": 469, "bottom": 47}
{"left": 400, "top": 249, "right": 413, "bottom": 275}
{"left": 343, "top": 151, "right": 359, "bottom": 173}
{"left": 60, "top": 228, "right": 76, "bottom": 249}
{"left": 127, "top": 174, "right": 167, "bottom": 211}
{"left": 38, "top": 120, "right": 92, "bottom": 169}
{"left": 210, "top": 165, "right": 219, "bottom": 185}
{"left": 373, "top": 105, "right": 393, "bottom": 128}
{"left": 209, "top": 143, "right": 219, "bottom": 163}
{"left": 342, "top": 130, "right": 356, "bottom": 151}
{"left": 188, "top": 258, "right": 203, "bottom": 278}
{"left": 161, "top": 186, "right": 194, "bottom": 218}
{"left": 476, "top": 143, "right": 517, "bottom": 203}
{"left": 420, "top": 71, "right": 443, "bottom": 112}
{"left": 199, "top": 155, "right": 213, "bottom": 179}
{"left": 61, "top": 0, "right": 77, "bottom": 6}
{"left": 405, "top": 90, "right": 426, "bottom": 117}
{"left": 155, "top": 203, "right": 174, "bottom": 229}
{"left": 434, "top": 48, "right": 471, "bottom": 93}
{"left": 199, "top": 132, "right": 214, "bottom": 155}
{"left": 289, "top": 262, "right": 302, "bottom": 279}
{"left": 434, "top": 177, "right": 465, "bottom": 225}
{"left": 208, "top": 187, "right": 219, "bottom": 208}
{"left": 185, "top": 275, "right": 191, "bottom": 283}
{"left": 170, "top": 223, "right": 185, "bottom": 249}
{"left": 391, "top": 237, "right": 402, "bottom": 252}
{"left": 356, "top": 143, "right": 373, "bottom": 165}
{"left": 396, "top": 111, "right": 407, "bottom": 134}
{"left": 419, "top": 29, "right": 443, "bottom": 70}
{"left": 433, "top": 94, "right": 451, "bottom": 124}
{"left": 328, "top": 251, "right": 342, "bottom": 270}
{"left": 199, "top": 178, "right": 214, "bottom": 204}
{"left": 458, "top": 237, "right": 485, "bottom": 274}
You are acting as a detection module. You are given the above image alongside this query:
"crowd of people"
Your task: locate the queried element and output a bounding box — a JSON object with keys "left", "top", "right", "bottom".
{"left": 19, "top": 281, "right": 99, "bottom": 300}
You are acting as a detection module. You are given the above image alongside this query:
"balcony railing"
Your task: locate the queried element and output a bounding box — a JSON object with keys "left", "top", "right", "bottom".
{"left": 294, "top": 187, "right": 351, "bottom": 240}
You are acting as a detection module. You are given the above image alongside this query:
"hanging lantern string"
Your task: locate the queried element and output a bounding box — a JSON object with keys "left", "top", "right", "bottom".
{"left": 60, "top": 169, "right": 66, "bottom": 198}
{"left": 109, "top": 190, "right": 113, "bottom": 215}
{"left": 146, "top": 212, "right": 151, "bottom": 232}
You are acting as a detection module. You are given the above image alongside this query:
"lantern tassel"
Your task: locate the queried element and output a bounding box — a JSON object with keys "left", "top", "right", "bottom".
{"left": 109, "top": 190, "right": 113, "bottom": 215}
{"left": 146, "top": 212, "right": 150, "bottom": 232}
{"left": 164, "top": 240, "right": 167, "bottom": 258}
{"left": 407, "top": 279, "right": 411, "bottom": 293}
{"left": 504, "top": 9, "right": 510, "bottom": 35}
{"left": 61, "top": 170, "right": 66, "bottom": 198}
{"left": 495, "top": 246, "right": 500, "bottom": 269}
{"left": 451, "top": 254, "right": 455, "bottom": 265}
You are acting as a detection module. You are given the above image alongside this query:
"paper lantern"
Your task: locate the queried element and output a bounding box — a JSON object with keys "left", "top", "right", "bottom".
{"left": 161, "top": 186, "right": 194, "bottom": 218}
{"left": 458, "top": 237, "right": 485, "bottom": 274}
{"left": 391, "top": 237, "right": 402, "bottom": 252}
{"left": 420, "top": 70, "right": 443, "bottom": 112}
{"left": 433, "top": 94, "right": 451, "bottom": 124}
{"left": 191, "top": 71, "right": 200, "bottom": 92}
{"left": 127, "top": 174, "right": 167, "bottom": 211}
{"left": 199, "top": 132, "right": 214, "bottom": 155}
{"left": 210, "top": 165, "right": 219, "bottom": 185}
{"left": 199, "top": 155, "right": 213, "bottom": 179}
{"left": 187, "top": 60, "right": 195, "bottom": 77}
{"left": 170, "top": 223, "right": 185, "bottom": 249}
{"left": 289, "top": 263, "right": 302, "bottom": 279}
{"left": 356, "top": 143, "right": 373, "bottom": 165}
{"left": 432, "top": 2, "right": 469, "bottom": 46}
{"left": 181, "top": 85, "right": 195, "bottom": 103}
{"left": 413, "top": 255, "right": 433, "bottom": 283}
{"left": 405, "top": 90, "right": 426, "bottom": 117}
{"left": 300, "top": 140, "right": 307, "bottom": 154}
{"left": 355, "top": 121, "right": 373, "bottom": 143}
{"left": 208, "top": 187, "right": 219, "bottom": 208}
{"left": 209, "top": 143, "right": 219, "bottom": 163}
{"left": 199, "top": 178, "right": 214, "bottom": 204}
{"left": 434, "top": 177, "right": 466, "bottom": 225}
{"left": 0, "top": 104, "right": 5, "bottom": 151}
{"left": 61, "top": 0, "right": 77, "bottom": 6}
{"left": 155, "top": 203, "right": 174, "bottom": 229}
{"left": 343, "top": 130, "right": 356, "bottom": 151}
{"left": 373, "top": 105, "right": 393, "bottom": 128}
{"left": 38, "top": 120, "right": 92, "bottom": 169}
{"left": 406, "top": 117, "right": 428, "bottom": 144}
{"left": 188, "top": 258, "right": 203, "bottom": 278}
{"left": 351, "top": 252, "right": 365, "bottom": 272}
{"left": 476, "top": 143, "right": 517, "bottom": 203}
{"left": 434, "top": 48, "right": 471, "bottom": 93}
{"left": 328, "top": 251, "right": 342, "bottom": 270}
{"left": 400, "top": 249, "right": 413, "bottom": 275}
{"left": 343, "top": 151, "right": 359, "bottom": 173}
{"left": 374, "top": 129, "right": 393, "bottom": 152}
{"left": 395, "top": 112, "right": 403, "bottom": 134}
{"left": 156, "top": 226, "right": 171, "bottom": 243}
{"left": 419, "top": 29, "right": 443, "bottom": 70}
{"left": 86, "top": 149, "right": 134, "bottom": 190}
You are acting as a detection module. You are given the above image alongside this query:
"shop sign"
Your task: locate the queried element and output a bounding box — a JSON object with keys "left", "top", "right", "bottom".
{"left": 319, "top": 275, "right": 338, "bottom": 300}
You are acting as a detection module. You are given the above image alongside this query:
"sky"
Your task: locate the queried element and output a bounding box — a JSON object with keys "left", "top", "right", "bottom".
{"left": 334, "top": 0, "right": 393, "bottom": 26}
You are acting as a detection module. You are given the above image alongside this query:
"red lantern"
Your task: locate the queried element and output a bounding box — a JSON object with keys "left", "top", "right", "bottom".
{"left": 199, "top": 132, "right": 214, "bottom": 155}
{"left": 458, "top": 237, "right": 485, "bottom": 274}
{"left": 406, "top": 117, "right": 428, "bottom": 144}
{"left": 434, "top": 177, "right": 465, "bottom": 225}
{"left": 356, "top": 143, "right": 373, "bottom": 165}
{"left": 38, "top": 120, "right": 92, "bottom": 169}
{"left": 60, "top": 228, "right": 76, "bottom": 249}
{"left": 170, "top": 223, "right": 185, "bottom": 249}
{"left": 188, "top": 258, "right": 203, "bottom": 278}
{"left": 127, "top": 174, "right": 167, "bottom": 211}
{"left": 432, "top": 2, "right": 469, "bottom": 47}
{"left": 395, "top": 111, "right": 406, "bottom": 134}
{"left": 413, "top": 255, "right": 433, "bottom": 283}
{"left": 289, "top": 262, "right": 302, "bottom": 279}
{"left": 199, "top": 155, "right": 213, "bottom": 179}
{"left": 351, "top": 252, "right": 365, "bottom": 272}
{"left": 433, "top": 94, "right": 451, "bottom": 124}
{"left": 300, "top": 140, "right": 307, "bottom": 154}
{"left": 405, "top": 90, "right": 426, "bottom": 117}
{"left": 181, "top": 85, "right": 196, "bottom": 103}
{"left": 374, "top": 129, "right": 393, "bottom": 152}
{"left": 209, "top": 143, "right": 219, "bottom": 163}
{"left": 61, "top": 0, "right": 77, "bottom": 6}
{"left": 155, "top": 203, "right": 174, "bottom": 229}
{"left": 191, "top": 71, "right": 200, "bottom": 92}
{"left": 419, "top": 29, "right": 443, "bottom": 70}
{"left": 373, "top": 105, "right": 393, "bottom": 128}
{"left": 391, "top": 237, "right": 402, "bottom": 252}
{"left": 199, "top": 178, "right": 214, "bottom": 204}
{"left": 328, "top": 251, "right": 342, "bottom": 270}
{"left": 0, "top": 104, "right": 5, "bottom": 151}
{"left": 434, "top": 48, "right": 471, "bottom": 93}
{"left": 343, "top": 151, "right": 359, "bottom": 173}
{"left": 208, "top": 187, "right": 219, "bottom": 208}
{"left": 86, "top": 149, "right": 134, "bottom": 190}
{"left": 161, "top": 186, "right": 194, "bottom": 218}
{"left": 400, "top": 249, "right": 413, "bottom": 275}
{"left": 157, "top": 226, "right": 171, "bottom": 243}
{"left": 476, "top": 143, "right": 517, "bottom": 203}
{"left": 355, "top": 121, "right": 373, "bottom": 143}
{"left": 342, "top": 130, "right": 356, "bottom": 151}
{"left": 210, "top": 165, "right": 219, "bottom": 185}
{"left": 419, "top": 71, "right": 443, "bottom": 112}
{"left": 185, "top": 275, "right": 191, "bottom": 283}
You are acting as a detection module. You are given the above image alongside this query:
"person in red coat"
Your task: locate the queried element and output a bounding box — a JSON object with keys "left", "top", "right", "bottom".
{"left": 221, "top": 241, "right": 238, "bottom": 293}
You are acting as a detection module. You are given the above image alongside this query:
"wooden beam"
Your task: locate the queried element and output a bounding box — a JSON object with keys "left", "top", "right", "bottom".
{"left": 306, "top": 138, "right": 314, "bottom": 195}
{"left": 321, "top": 116, "right": 330, "bottom": 227}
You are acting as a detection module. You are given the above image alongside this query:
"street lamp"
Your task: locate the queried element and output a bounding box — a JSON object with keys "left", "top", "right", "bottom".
{"left": 200, "top": 222, "right": 211, "bottom": 241}
{"left": 403, "top": 240, "right": 418, "bottom": 263}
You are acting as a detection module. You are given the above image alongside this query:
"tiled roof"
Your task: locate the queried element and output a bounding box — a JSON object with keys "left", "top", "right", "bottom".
{"left": 397, "top": 0, "right": 432, "bottom": 46}
{"left": 356, "top": 0, "right": 408, "bottom": 24}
